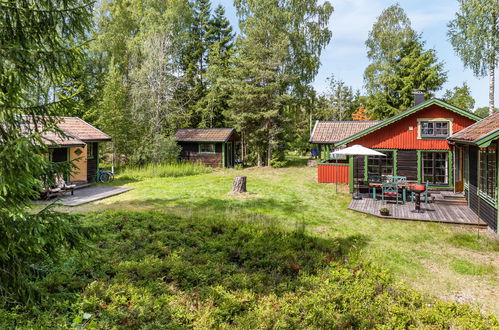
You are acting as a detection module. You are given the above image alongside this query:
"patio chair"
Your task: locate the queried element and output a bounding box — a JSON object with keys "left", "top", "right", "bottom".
{"left": 410, "top": 181, "right": 430, "bottom": 203}
{"left": 381, "top": 182, "right": 403, "bottom": 204}
{"left": 55, "top": 174, "right": 76, "bottom": 196}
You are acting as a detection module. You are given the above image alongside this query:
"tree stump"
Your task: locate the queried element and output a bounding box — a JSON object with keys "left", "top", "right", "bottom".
{"left": 230, "top": 176, "right": 247, "bottom": 194}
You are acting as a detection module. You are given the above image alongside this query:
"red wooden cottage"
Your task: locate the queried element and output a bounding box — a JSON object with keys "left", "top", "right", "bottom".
{"left": 310, "top": 98, "right": 482, "bottom": 192}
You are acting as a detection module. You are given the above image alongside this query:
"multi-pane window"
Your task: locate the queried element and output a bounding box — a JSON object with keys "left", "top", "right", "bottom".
{"left": 199, "top": 143, "right": 215, "bottom": 153}
{"left": 479, "top": 147, "right": 496, "bottom": 201}
{"left": 421, "top": 121, "right": 449, "bottom": 138}
{"left": 422, "top": 152, "right": 448, "bottom": 185}
{"left": 87, "top": 143, "right": 94, "bottom": 159}
{"left": 367, "top": 151, "right": 394, "bottom": 178}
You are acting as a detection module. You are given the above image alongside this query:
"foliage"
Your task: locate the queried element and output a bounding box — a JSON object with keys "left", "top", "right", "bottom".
{"left": 117, "top": 162, "right": 212, "bottom": 180}
{"left": 0, "top": 0, "right": 94, "bottom": 303}
{"left": 92, "top": 0, "right": 192, "bottom": 165}
{"left": 352, "top": 106, "right": 372, "bottom": 121}
{"left": 228, "top": 0, "right": 333, "bottom": 166}
{"left": 195, "top": 5, "right": 235, "bottom": 128}
{"left": 475, "top": 106, "right": 499, "bottom": 118}
{"left": 442, "top": 82, "right": 476, "bottom": 111}
{"left": 364, "top": 4, "right": 447, "bottom": 119}
{"left": 448, "top": 0, "right": 498, "bottom": 114}
{"left": 1, "top": 211, "right": 496, "bottom": 327}
{"left": 317, "top": 75, "right": 361, "bottom": 121}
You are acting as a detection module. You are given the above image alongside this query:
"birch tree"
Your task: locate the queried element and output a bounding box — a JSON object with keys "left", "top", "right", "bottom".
{"left": 448, "top": 0, "right": 498, "bottom": 115}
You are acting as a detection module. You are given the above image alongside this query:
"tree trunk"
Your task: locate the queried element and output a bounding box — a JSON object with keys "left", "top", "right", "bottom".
{"left": 230, "top": 176, "right": 247, "bottom": 194}
{"left": 489, "top": 56, "right": 495, "bottom": 115}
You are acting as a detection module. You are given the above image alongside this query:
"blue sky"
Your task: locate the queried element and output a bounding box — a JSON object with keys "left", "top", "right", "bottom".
{"left": 215, "top": 0, "right": 495, "bottom": 109}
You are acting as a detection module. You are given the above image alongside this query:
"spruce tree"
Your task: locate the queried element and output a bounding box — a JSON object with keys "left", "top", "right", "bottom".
{"left": 197, "top": 5, "right": 235, "bottom": 128}
{"left": 0, "top": 0, "right": 93, "bottom": 303}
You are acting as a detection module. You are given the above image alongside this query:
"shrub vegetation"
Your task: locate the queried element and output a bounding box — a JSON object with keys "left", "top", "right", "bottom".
{"left": 1, "top": 211, "right": 496, "bottom": 328}
{"left": 117, "top": 162, "right": 212, "bottom": 181}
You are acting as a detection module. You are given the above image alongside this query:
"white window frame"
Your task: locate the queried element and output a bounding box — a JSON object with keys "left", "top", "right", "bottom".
{"left": 417, "top": 118, "right": 453, "bottom": 139}
{"left": 199, "top": 143, "right": 216, "bottom": 154}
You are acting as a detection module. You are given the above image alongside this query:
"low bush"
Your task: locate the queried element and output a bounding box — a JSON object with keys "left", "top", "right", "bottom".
{"left": 117, "top": 161, "right": 212, "bottom": 180}
{"left": 1, "top": 211, "right": 496, "bottom": 328}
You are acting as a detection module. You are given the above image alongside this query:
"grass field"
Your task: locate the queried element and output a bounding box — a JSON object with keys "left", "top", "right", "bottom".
{"left": 64, "top": 161, "right": 498, "bottom": 316}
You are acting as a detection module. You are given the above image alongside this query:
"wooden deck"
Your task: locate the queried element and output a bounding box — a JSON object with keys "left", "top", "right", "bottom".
{"left": 349, "top": 198, "right": 487, "bottom": 227}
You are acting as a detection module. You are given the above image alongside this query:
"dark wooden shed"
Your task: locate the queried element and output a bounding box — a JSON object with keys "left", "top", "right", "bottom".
{"left": 174, "top": 128, "right": 239, "bottom": 168}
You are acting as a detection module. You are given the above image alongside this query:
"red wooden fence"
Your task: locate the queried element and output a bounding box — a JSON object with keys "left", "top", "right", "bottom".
{"left": 318, "top": 164, "right": 349, "bottom": 183}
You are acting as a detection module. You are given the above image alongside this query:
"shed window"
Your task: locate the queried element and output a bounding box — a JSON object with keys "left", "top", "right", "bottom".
{"left": 479, "top": 147, "right": 496, "bottom": 202}
{"left": 421, "top": 121, "right": 449, "bottom": 138}
{"left": 199, "top": 143, "right": 215, "bottom": 153}
{"left": 422, "top": 152, "right": 448, "bottom": 185}
{"left": 367, "top": 151, "right": 394, "bottom": 179}
{"left": 87, "top": 143, "right": 94, "bottom": 159}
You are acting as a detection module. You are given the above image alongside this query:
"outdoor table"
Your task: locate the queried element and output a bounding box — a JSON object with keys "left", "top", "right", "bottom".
{"left": 369, "top": 181, "right": 417, "bottom": 203}
{"left": 409, "top": 184, "right": 426, "bottom": 213}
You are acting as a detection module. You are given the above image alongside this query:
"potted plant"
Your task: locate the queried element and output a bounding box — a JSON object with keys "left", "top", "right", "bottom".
{"left": 379, "top": 207, "right": 390, "bottom": 216}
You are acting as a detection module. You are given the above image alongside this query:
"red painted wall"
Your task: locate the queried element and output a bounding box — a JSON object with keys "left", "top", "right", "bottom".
{"left": 318, "top": 164, "right": 349, "bottom": 183}
{"left": 349, "top": 105, "right": 476, "bottom": 150}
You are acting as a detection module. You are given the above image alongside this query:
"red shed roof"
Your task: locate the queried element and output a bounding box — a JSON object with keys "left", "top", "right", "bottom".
{"left": 175, "top": 128, "right": 236, "bottom": 142}
{"left": 309, "top": 121, "right": 382, "bottom": 144}
{"left": 20, "top": 115, "right": 111, "bottom": 147}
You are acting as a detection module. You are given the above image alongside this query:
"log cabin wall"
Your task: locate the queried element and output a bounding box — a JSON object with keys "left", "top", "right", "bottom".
{"left": 467, "top": 145, "right": 498, "bottom": 232}
{"left": 178, "top": 142, "right": 223, "bottom": 167}
{"left": 397, "top": 150, "right": 418, "bottom": 181}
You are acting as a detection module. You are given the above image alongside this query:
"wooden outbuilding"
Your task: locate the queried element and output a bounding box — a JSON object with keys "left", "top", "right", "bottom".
{"left": 174, "top": 128, "right": 239, "bottom": 168}
{"left": 22, "top": 115, "right": 112, "bottom": 184}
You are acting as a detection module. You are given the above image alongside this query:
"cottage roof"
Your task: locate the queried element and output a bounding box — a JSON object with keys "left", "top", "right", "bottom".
{"left": 309, "top": 121, "right": 382, "bottom": 144}
{"left": 20, "top": 115, "right": 111, "bottom": 147}
{"left": 174, "top": 128, "right": 236, "bottom": 142}
{"left": 449, "top": 112, "right": 499, "bottom": 147}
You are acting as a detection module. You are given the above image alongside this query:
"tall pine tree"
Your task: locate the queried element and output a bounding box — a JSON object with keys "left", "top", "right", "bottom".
{"left": 229, "top": 0, "right": 332, "bottom": 166}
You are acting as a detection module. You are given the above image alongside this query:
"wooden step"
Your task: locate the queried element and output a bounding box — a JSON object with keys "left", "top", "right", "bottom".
{"left": 433, "top": 194, "right": 468, "bottom": 206}
{"left": 440, "top": 191, "right": 467, "bottom": 201}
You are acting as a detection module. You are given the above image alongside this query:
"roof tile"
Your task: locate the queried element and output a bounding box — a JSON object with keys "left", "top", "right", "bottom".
{"left": 310, "top": 121, "right": 382, "bottom": 144}
{"left": 449, "top": 112, "right": 499, "bottom": 143}
{"left": 175, "top": 128, "right": 235, "bottom": 142}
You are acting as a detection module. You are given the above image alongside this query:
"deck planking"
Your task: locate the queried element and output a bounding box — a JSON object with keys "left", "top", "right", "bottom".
{"left": 349, "top": 198, "right": 487, "bottom": 227}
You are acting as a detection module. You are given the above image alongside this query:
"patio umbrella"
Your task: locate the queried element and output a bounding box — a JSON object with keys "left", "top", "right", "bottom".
{"left": 331, "top": 145, "right": 386, "bottom": 200}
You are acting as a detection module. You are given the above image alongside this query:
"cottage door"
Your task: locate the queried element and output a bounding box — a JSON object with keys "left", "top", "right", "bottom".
{"left": 455, "top": 146, "right": 464, "bottom": 192}
{"left": 227, "top": 142, "right": 233, "bottom": 167}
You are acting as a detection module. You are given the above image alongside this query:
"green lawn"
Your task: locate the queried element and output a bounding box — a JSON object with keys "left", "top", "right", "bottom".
{"left": 66, "top": 164, "right": 498, "bottom": 316}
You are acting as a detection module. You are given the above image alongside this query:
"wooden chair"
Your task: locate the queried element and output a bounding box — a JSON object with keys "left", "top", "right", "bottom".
{"left": 381, "top": 182, "right": 403, "bottom": 204}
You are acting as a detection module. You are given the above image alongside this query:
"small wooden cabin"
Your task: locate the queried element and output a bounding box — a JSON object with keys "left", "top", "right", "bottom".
{"left": 174, "top": 128, "right": 239, "bottom": 168}
{"left": 23, "top": 115, "right": 112, "bottom": 184}
{"left": 449, "top": 112, "right": 499, "bottom": 233}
